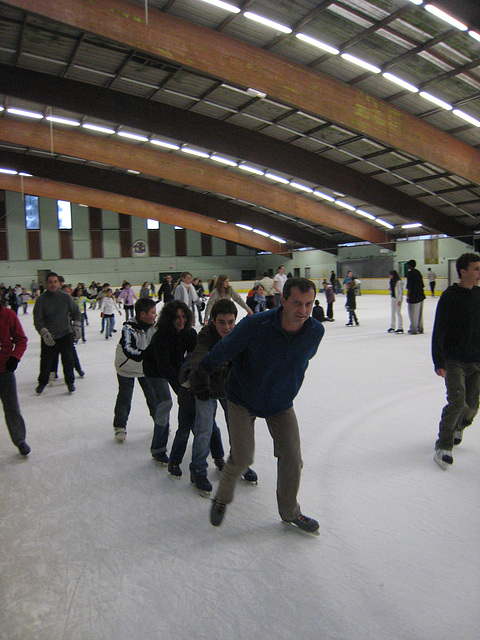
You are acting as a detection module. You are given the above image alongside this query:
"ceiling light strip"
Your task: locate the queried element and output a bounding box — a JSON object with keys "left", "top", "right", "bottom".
{"left": 424, "top": 5, "right": 468, "bottom": 31}
{"left": 244, "top": 12, "right": 292, "bottom": 34}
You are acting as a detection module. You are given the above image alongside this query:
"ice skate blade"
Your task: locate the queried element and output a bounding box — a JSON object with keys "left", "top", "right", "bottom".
{"left": 193, "top": 487, "right": 211, "bottom": 499}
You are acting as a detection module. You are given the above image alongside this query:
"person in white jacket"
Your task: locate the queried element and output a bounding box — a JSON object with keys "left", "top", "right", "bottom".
{"left": 174, "top": 272, "right": 200, "bottom": 319}
{"left": 387, "top": 270, "right": 404, "bottom": 334}
{"left": 204, "top": 274, "right": 253, "bottom": 324}
{"left": 100, "top": 288, "right": 122, "bottom": 339}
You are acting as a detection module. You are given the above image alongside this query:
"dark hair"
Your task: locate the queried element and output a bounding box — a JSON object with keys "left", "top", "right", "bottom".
{"left": 180, "top": 271, "right": 192, "bottom": 280}
{"left": 46, "top": 272, "right": 58, "bottom": 281}
{"left": 456, "top": 252, "right": 480, "bottom": 277}
{"left": 134, "top": 297, "right": 156, "bottom": 318}
{"left": 283, "top": 277, "right": 316, "bottom": 300}
{"left": 389, "top": 269, "right": 401, "bottom": 285}
{"left": 155, "top": 300, "right": 193, "bottom": 333}
{"left": 211, "top": 299, "right": 237, "bottom": 320}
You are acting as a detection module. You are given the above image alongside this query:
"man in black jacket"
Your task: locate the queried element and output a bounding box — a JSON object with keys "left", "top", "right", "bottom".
{"left": 432, "top": 252, "right": 480, "bottom": 469}
{"left": 158, "top": 275, "right": 174, "bottom": 303}
{"left": 406, "top": 259, "right": 426, "bottom": 334}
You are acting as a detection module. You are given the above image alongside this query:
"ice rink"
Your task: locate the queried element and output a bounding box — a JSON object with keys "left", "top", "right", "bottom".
{"left": 1, "top": 293, "right": 479, "bottom": 640}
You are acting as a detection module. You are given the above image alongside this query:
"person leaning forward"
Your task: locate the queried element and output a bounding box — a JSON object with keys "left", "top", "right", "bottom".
{"left": 198, "top": 277, "right": 324, "bottom": 534}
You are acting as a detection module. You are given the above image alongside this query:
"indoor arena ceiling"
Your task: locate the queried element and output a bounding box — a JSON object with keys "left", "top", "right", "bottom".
{"left": 1, "top": 0, "right": 480, "bottom": 254}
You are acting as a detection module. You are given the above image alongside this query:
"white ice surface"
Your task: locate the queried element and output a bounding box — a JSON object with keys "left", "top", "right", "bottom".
{"left": 1, "top": 295, "right": 479, "bottom": 640}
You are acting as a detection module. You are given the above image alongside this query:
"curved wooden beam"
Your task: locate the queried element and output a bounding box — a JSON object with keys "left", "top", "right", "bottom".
{"left": 0, "top": 118, "right": 388, "bottom": 245}
{"left": 5, "top": 0, "right": 480, "bottom": 187}
{"left": 0, "top": 174, "right": 282, "bottom": 253}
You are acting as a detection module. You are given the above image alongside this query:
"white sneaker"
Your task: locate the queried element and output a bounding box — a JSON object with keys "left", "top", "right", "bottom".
{"left": 115, "top": 429, "right": 126, "bottom": 443}
{"left": 433, "top": 449, "right": 453, "bottom": 470}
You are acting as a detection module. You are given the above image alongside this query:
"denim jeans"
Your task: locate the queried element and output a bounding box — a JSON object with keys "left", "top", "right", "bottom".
{"left": 436, "top": 360, "right": 480, "bottom": 450}
{"left": 104, "top": 314, "right": 114, "bottom": 338}
{"left": 113, "top": 374, "right": 157, "bottom": 431}
{"left": 0, "top": 371, "right": 26, "bottom": 446}
{"left": 145, "top": 376, "right": 173, "bottom": 455}
{"left": 124, "top": 305, "right": 134, "bottom": 320}
{"left": 190, "top": 397, "right": 218, "bottom": 476}
{"left": 170, "top": 389, "right": 224, "bottom": 465}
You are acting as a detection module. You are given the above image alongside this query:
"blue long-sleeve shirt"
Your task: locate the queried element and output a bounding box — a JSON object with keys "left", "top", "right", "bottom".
{"left": 202, "top": 308, "right": 324, "bottom": 418}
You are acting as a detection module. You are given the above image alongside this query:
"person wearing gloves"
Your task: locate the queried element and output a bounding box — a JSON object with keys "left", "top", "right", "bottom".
{"left": 33, "top": 272, "right": 82, "bottom": 394}
{"left": 0, "top": 299, "right": 30, "bottom": 455}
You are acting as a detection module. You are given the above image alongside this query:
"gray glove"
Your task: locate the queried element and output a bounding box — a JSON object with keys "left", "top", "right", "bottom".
{"left": 73, "top": 321, "right": 82, "bottom": 341}
{"left": 40, "top": 328, "right": 55, "bottom": 346}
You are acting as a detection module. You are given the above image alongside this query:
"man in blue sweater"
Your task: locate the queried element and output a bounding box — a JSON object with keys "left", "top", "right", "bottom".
{"left": 432, "top": 252, "right": 480, "bottom": 469}
{"left": 200, "top": 277, "right": 324, "bottom": 533}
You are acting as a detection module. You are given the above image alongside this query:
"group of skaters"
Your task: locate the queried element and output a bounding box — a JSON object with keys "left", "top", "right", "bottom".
{"left": 1, "top": 253, "right": 480, "bottom": 533}
{"left": 112, "top": 270, "right": 323, "bottom": 533}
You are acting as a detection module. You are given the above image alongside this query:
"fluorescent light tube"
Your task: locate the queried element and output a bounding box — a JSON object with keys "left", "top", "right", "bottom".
{"left": 452, "top": 109, "right": 480, "bottom": 127}
{"left": 313, "top": 190, "right": 335, "bottom": 202}
{"left": 402, "top": 223, "right": 422, "bottom": 229}
{"left": 270, "top": 235, "right": 286, "bottom": 243}
{"left": 46, "top": 116, "right": 80, "bottom": 126}
{"left": 236, "top": 223, "right": 253, "bottom": 231}
{"left": 265, "top": 172, "right": 289, "bottom": 184}
{"left": 335, "top": 200, "right": 356, "bottom": 211}
{"left": 253, "top": 229, "right": 270, "bottom": 237}
{"left": 376, "top": 218, "right": 394, "bottom": 229}
{"left": 7, "top": 107, "right": 43, "bottom": 119}
{"left": 419, "top": 92, "right": 452, "bottom": 110}
{"left": 197, "top": 0, "right": 240, "bottom": 13}
{"left": 0, "top": 168, "right": 18, "bottom": 175}
{"left": 117, "top": 131, "right": 149, "bottom": 142}
{"left": 244, "top": 12, "right": 292, "bottom": 34}
{"left": 290, "top": 182, "right": 313, "bottom": 193}
{"left": 210, "top": 155, "right": 238, "bottom": 166}
{"left": 341, "top": 53, "right": 381, "bottom": 74}
{"left": 82, "top": 123, "right": 115, "bottom": 134}
{"left": 296, "top": 33, "right": 339, "bottom": 55}
{"left": 239, "top": 164, "right": 264, "bottom": 175}
{"left": 150, "top": 139, "right": 180, "bottom": 150}
{"left": 382, "top": 73, "right": 419, "bottom": 92}
{"left": 181, "top": 147, "right": 210, "bottom": 158}
{"left": 356, "top": 209, "right": 376, "bottom": 220}
{"left": 425, "top": 5, "right": 468, "bottom": 30}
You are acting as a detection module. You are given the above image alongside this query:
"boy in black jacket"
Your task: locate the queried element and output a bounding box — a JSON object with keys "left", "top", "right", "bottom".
{"left": 432, "top": 252, "right": 480, "bottom": 469}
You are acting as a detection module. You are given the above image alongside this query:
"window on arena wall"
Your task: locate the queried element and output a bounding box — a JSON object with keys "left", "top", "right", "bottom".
{"left": 89, "top": 207, "right": 103, "bottom": 258}
{"left": 58, "top": 200, "right": 73, "bottom": 259}
{"left": 175, "top": 227, "right": 187, "bottom": 256}
{"left": 25, "top": 195, "right": 41, "bottom": 259}
{"left": 201, "top": 233, "right": 212, "bottom": 256}
{"left": 147, "top": 219, "right": 160, "bottom": 257}
{"left": 119, "top": 213, "right": 132, "bottom": 258}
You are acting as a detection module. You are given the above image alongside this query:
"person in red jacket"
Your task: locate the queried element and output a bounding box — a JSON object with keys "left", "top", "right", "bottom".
{"left": 0, "top": 300, "right": 30, "bottom": 455}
